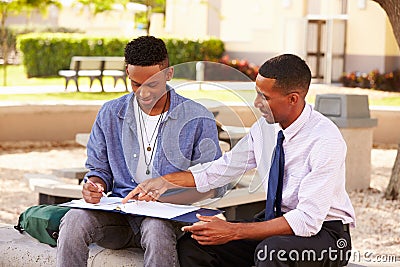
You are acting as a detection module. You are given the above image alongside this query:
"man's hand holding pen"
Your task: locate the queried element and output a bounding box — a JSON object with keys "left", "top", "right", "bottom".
{"left": 83, "top": 177, "right": 107, "bottom": 204}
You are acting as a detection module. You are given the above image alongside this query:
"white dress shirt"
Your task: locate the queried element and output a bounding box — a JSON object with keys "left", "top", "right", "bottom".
{"left": 189, "top": 103, "right": 356, "bottom": 237}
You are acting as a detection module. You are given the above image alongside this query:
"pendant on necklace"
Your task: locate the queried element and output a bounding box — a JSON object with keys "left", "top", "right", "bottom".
{"left": 146, "top": 146, "right": 151, "bottom": 152}
{"left": 146, "top": 168, "right": 150, "bottom": 175}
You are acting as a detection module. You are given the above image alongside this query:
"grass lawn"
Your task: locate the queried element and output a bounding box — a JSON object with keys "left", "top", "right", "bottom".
{"left": 369, "top": 97, "right": 400, "bottom": 106}
{"left": 1, "top": 64, "right": 400, "bottom": 106}
{"left": 0, "top": 65, "right": 63, "bottom": 86}
{"left": 0, "top": 64, "right": 122, "bottom": 87}
{"left": 0, "top": 92, "right": 129, "bottom": 101}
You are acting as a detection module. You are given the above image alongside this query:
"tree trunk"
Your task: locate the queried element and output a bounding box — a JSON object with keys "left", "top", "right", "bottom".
{"left": 372, "top": 0, "right": 400, "bottom": 200}
{"left": 1, "top": 9, "right": 8, "bottom": 86}
{"left": 145, "top": 1, "right": 152, "bottom": 36}
{"left": 385, "top": 144, "right": 400, "bottom": 200}
{"left": 373, "top": 0, "right": 400, "bottom": 49}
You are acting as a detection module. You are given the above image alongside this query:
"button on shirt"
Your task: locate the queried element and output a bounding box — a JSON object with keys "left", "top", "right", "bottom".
{"left": 190, "top": 104, "right": 356, "bottom": 237}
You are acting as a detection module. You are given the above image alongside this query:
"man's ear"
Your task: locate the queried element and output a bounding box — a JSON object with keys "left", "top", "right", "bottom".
{"left": 125, "top": 66, "right": 129, "bottom": 76}
{"left": 288, "top": 92, "right": 299, "bottom": 105}
{"left": 165, "top": 67, "right": 174, "bottom": 81}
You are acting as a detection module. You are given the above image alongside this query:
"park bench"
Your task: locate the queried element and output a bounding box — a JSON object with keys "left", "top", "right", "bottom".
{"left": 58, "top": 56, "right": 128, "bottom": 92}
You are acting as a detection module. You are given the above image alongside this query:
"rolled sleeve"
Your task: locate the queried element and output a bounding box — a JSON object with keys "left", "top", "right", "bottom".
{"left": 189, "top": 163, "right": 213, "bottom": 193}
{"left": 283, "top": 210, "right": 321, "bottom": 237}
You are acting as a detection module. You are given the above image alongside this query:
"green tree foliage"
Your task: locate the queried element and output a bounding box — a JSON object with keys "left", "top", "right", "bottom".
{"left": 0, "top": 0, "right": 60, "bottom": 86}
{"left": 133, "top": 0, "right": 165, "bottom": 34}
{"left": 76, "top": 0, "right": 129, "bottom": 14}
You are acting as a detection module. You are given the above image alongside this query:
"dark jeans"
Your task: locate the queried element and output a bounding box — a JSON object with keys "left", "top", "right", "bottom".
{"left": 178, "top": 220, "right": 351, "bottom": 267}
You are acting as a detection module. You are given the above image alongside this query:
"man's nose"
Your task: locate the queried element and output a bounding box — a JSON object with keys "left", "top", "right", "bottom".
{"left": 254, "top": 95, "right": 263, "bottom": 109}
{"left": 138, "top": 86, "right": 151, "bottom": 98}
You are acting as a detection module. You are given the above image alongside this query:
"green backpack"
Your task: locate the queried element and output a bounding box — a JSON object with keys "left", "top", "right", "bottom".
{"left": 14, "top": 205, "right": 71, "bottom": 247}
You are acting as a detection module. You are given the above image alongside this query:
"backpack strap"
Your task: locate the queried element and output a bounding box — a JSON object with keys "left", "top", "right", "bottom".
{"left": 14, "top": 215, "right": 24, "bottom": 234}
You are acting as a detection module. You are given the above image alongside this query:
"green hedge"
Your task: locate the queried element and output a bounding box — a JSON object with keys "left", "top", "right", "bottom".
{"left": 17, "top": 33, "right": 225, "bottom": 77}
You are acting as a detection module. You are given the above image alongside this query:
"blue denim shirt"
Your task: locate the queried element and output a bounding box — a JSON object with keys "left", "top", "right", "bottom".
{"left": 85, "top": 87, "right": 222, "bottom": 198}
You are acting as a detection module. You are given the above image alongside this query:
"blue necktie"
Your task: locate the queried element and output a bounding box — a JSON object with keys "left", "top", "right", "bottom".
{"left": 265, "top": 130, "right": 285, "bottom": 221}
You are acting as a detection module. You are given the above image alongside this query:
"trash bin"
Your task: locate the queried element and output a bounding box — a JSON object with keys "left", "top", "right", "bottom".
{"left": 314, "top": 94, "right": 377, "bottom": 191}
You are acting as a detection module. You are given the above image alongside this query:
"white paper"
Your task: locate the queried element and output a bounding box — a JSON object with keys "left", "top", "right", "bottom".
{"left": 119, "top": 201, "right": 199, "bottom": 219}
{"left": 60, "top": 197, "right": 199, "bottom": 219}
{"left": 61, "top": 197, "right": 122, "bottom": 211}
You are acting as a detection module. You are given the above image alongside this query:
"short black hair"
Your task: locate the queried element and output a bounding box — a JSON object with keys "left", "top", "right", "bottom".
{"left": 124, "top": 36, "right": 169, "bottom": 68}
{"left": 258, "top": 54, "right": 311, "bottom": 95}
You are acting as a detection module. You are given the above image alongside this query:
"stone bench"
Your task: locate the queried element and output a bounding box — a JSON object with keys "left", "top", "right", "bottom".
{"left": 25, "top": 173, "right": 83, "bottom": 204}
{"left": 1, "top": 172, "right": 264, "bottom": 266}
{"left": 3, "top": 170, "right": 265, "bottom": 266}
{"left": 0, "top": 223, "right": 144, "bottom": 266}
{"left": 52, "top": 167, "right": 88, "bottom": 181}
{"left": 3, "top": 169, "right": 372, "bottom": 267}
{"left": 1, "top": 224, "right": 375, "bottom": 267}
{"left": 52, "top": 167, "right": 89, "bottom": 187}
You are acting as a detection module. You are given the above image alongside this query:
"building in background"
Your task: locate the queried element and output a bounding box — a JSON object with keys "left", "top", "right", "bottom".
{"left": 161, "top": 0, "right": 400, "bottom": 83}
{"left": 4, "top": 0, "right": 399, "bottom": 84}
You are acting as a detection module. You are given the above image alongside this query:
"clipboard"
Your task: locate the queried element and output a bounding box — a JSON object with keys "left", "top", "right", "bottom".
{"left": 172, "top": 207, "right": 222, "bottom": 223}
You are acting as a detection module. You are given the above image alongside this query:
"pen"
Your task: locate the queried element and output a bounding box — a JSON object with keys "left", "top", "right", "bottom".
{"left": 86, "top": 179, "right": 107, "bottom": 198}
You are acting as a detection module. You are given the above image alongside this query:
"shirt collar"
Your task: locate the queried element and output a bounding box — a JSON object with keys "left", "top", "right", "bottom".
{"left": 117, "top": 84, "right": 179, "bottom": 120}
{"left": 281, "top": 103, "right": 312, "bottom": 142}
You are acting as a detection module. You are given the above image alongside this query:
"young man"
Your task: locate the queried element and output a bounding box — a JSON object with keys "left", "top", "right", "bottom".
{"left": 123, "top": 54, "right": 356, "bottom": 267}
{"left": 56, "top": 36, "right": 223, "bottom": 267}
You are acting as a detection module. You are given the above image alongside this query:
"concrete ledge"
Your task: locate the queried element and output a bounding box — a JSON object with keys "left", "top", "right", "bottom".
{"left": 34, "top": 183, "right": 83, "bottom": 199}
{"left": 208, "top": 105, "right": 261, "bottom": 127}
{"left": 371, "top": 106, "right": 400, "bottom": 145}
{"left": 53, "top": 167, "right": 88, "bottom": 180}
{"left": 0, "top": 104, "right": 100, "bottom": 141}
{"left": 25, "top": 173, "right": 82, "bottom": 199}
{"left": 0, "top": 103, "right": 397, "bottom": 145}
{"left": 203, "top": 188, "right": 265, "bottom": 209}
{"left": 0, "top": 224, "right": 144, "bottom": 266}
{"left": 2, "top": 224, "right": 396, "bottom": 267}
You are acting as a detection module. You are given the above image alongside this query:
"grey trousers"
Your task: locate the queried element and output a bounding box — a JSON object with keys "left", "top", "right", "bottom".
{"left": 56, "top": 209, "right": 183, "bottom": 267}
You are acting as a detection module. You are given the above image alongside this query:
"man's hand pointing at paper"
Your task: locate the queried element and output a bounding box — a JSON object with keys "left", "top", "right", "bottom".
{"left": 122, "top": 171, "right": 198, "bottom": 204}
{"left": 122, "top": 177, "right": 169, "bottom": 203}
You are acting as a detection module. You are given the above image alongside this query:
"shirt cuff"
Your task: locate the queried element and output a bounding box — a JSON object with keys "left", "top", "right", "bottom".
{"left": 188, "top": 163, "right": 213, "bottom": 193}
{"left": 283, "top": 210, "right": 320, "bottom": 237}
